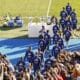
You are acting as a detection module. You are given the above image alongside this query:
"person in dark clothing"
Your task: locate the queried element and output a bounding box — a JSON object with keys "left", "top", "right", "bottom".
{"left": 33, "top": 52, "right": 41, "bottom": 76}
{"left": 52, "top": 42, "right": 61, "bottom": 58}
{"left": 16, "top": 57, "right": 25, "bottom": 72}
{"left": 66, "top": 3, "right": 72, "bottom": 15}
{"left": 45, "top": 55, "right": 54, "bottom": 70}
{"left": 59, "top": 17, "right": 66, "bottom": 33}
{"left": 63, "top": 27, "right": 72, "bottom": 48}
{"left": 38, "top": 36, "right": 46, "bottom": 52}
{"left": 65, "top": 17, "right": 72, "bottom": 30}
{"left": 70, "top": 9, "right": 76, "bottom": 19}
{"left": 44, "top": 30, "right": 51, "bottom": 50}
{"left": 60, "top": 7, "right": 68, "bottom": 19}
{"left": 72, "top": 17, "right": 77, "bottom": 30}
{"left": 53, "top": 22, "right": 60, "bottom": 34}
{"left": 24, "top": 46, "right": 34, "bottom": 64}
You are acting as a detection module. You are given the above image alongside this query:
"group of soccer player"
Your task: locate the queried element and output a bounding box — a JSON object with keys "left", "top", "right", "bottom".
{"left": 16, "top": 3, "right": 78, "bottom": 79}
{"left": 53, "top": 2, "right": 77, "bottom": 48}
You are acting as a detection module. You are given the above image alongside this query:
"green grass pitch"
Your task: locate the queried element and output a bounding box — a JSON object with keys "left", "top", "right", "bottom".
{"left": 0, "top": 0, "right": 80, "bottom": 38}
{"left": 0, "top": 0, "right": 49, "bottom": 17}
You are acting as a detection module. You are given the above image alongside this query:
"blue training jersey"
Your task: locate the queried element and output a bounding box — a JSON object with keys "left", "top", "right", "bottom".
{"left": 70, "top": 11, "right": 76, "bottom": 19}
{"left": 45, "top": 58, "right": 54, "bottom": 68}
{"left": 25, "top": 50, "right": 34, "bottom": 63}
{"left": 64, "top": 30, "right": 71, "bottom": 38}
{"left": 38, "top": 39, "right": 46, "bottom": 51}
{"left": 16, "top": 59, "right": 25, "bottom": 72}
{"left": 38, "top": 52, "right": 44, "bottom": 62}
{"left": 53, "top": 34, "right": 60, "bottom": 44}
{"left": 60, "top": 18, "right": 66, "bottom": 26}
{"left": 44, "top": 33, "right": 51, "bottom": 45}
{"left": 8, "top": 20, "right": 14, "bottom": 28}
{"left": 66, "top": 5, "right": 72, "bottom": 14}
{"left": 60, "top": 18, "right": 66, "bottom": 30}
{"left": 72, "top": 18, "right": 77, "bottom": 25}
{"left": 53, "top": 25, "right": 59, "bottom": 34}
{"left": 33, "top": 56, "right": 41, "bottom": 69}
{"left": 52, "top": 45, "right": 61, "bottom": 58}
{"left": 17, "top": 60, "right": 25, "bottom": 67}
{"left": 66, "top": 20, "right": 72, "bottom": 28}
{"left": 58, "top": 37, "right": 64, "bottom": 49}
{"left": 60, "top": 11, "right": 67, "bottom": 18}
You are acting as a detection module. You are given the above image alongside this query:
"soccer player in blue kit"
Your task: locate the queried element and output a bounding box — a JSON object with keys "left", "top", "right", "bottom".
{"left": 65, "top": 17, "right": 72, "bottom": 30}
{"left": 71, "top": 17, "right": 78, "bottom": 38}
{"left": 60, "top": 7, "right": 68, "bottom": 19}
{"left": 63, "top": 27, "right": 72, "bottom": 48}
{"left": 52, "top": 42, "right": 61, "bottom": 58}
{"left": 53, "top": 33, "right": 60, "bottom": 44}
{"left": 53, "top": 22, "right": 60, "bottom": 34}
{"left": 66, "top": 3, "right": 72, "bottom": 15}
{"left": 58, "top": 37, "right": 64, "bottom": 49}
{"left": 38, "top": 36, "right": 46, "bottom": 53}
{"left": 53, "top": 34, "right": 59, "bottom": 44}
{"left": 24, "top": 46, "right": 34, "bottom": 64}
{"left": 37, "top": 48, "right": 44, "bottom": 63}
{"left": 72, "top": 17, "right": 77, "bottom": 30}
{"left": 45, "top": 55, "right": 54, "bottom": 70}
{"left": 44, "top": 30, "right": 51, "bottom": 50}
{"left": 53, "top": 28, "right": 64, "bottom": 50}
{"left": 59, "top": 17, "right": 66, "bottom": 35}
{"left": 33, "top": 52, "right": 41, "bottom": 76}
{"left": 70, "top": 9, "right": 76, "bottom": 19}
{"left": 16, "top": 57, "right": 25, "bottom": 72}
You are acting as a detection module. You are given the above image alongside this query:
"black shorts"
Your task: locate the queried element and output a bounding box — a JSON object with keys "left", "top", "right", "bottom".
{"left": 65, "top": 37, "right": 70, "bottom": 42}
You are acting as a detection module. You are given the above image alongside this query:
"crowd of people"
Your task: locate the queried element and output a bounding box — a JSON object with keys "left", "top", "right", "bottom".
{"left": 1, "top": 48, "right": 80, "bottom": 80}
{"left": 0, "top": 3, "right": 80, "bottom": 80}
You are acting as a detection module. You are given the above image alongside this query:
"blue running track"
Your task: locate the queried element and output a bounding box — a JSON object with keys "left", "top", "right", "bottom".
{"left": 0, "top": 38, "right": 80, "bottom": 66}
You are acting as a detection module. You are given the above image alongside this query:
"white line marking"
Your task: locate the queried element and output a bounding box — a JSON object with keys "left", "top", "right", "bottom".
{"left": 8, "top": 40, "right": 80, "bottom": 60}
{"left": 47, "top": 0, "right": 52, "bottom": 17}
